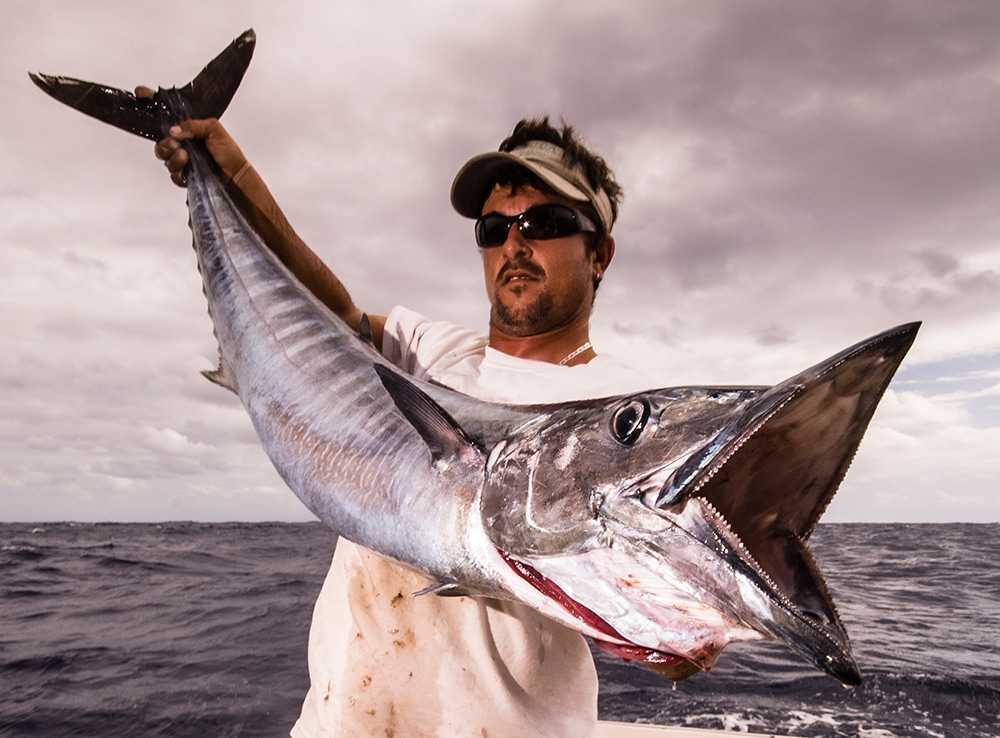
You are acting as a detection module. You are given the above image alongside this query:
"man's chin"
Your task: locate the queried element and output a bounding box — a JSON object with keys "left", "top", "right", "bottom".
{"left": 490, "top": 292, "right": 555, "bottom": 337}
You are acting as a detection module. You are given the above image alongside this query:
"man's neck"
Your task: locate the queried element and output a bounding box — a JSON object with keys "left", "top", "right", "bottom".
{"left": 487, "top": 324, "right": 596, "bottom": 366}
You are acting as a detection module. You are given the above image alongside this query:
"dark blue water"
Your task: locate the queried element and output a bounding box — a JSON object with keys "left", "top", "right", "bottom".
{"left": 2, "top": 522, "right": 998, "bottom": 737}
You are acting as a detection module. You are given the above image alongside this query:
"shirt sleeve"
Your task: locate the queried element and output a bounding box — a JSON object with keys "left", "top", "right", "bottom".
{"left": 381, "top": 306, "right": 488, "bottom": 382}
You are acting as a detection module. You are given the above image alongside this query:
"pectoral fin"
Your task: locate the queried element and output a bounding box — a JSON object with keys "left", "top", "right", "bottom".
{"left": 413, "top": 582, "right": 472, "bottom": 598}
{"left": 373, "top": 364, "right": 482, "bottom": 464}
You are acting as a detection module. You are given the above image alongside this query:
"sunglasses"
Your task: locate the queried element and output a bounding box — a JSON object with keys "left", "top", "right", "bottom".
{"left": 475, "top": 204, "right": 597, "bottom": 248}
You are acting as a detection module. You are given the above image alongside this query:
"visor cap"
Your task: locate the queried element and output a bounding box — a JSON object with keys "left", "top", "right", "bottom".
{"left": 451, "top": 139, "right": 614, "bottom": 233}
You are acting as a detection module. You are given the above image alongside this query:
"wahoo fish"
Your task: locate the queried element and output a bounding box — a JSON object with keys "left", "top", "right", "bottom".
{"left": 31, "top": 30, "right": 918, "bottom": 687}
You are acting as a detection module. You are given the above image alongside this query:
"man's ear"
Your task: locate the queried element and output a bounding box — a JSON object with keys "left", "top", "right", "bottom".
{"left": 594, "top": 235, "right": 615, "bottom": 280}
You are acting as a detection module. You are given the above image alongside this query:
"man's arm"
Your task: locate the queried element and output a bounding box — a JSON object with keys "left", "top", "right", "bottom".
{"left": 142, "top": 98, "right": 386, "bottom": 350}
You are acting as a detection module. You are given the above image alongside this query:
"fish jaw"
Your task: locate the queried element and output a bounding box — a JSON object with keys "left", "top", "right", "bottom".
{"left": 601, "top": 494, "right": 861, "bottom": 686}
{"left": 479, "top": 542, "right": 732, "bottom": 683}
{"left": 491, "top": 492, "right": 858, "bottom": 686}
{"left": 505, "top": 539, "right": 764, "bottom": 678}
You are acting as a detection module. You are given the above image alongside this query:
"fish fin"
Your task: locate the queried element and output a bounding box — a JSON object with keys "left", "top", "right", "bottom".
{"left": 412, "top": 582, "right": 471, "bottom": 598}
{"left": 28, "top": 73, "right": 167, "bottom": 140}
{"left": 373, "top": 364, "right": 481, "bottom": 464}
{"left": 357, "top": 313, "right": 374, "bottom": 346}
{"left": 201, "top": 363, "right": 237, "bottom": 394}
{"left": 29, "top": 29, "right": 255, "bottom": 140}
{"left": 181, "top": 29, "right": 256, "bottom": 120}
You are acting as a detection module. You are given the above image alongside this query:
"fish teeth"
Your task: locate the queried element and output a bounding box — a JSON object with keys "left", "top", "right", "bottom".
{"left": 695, "top": 497, "right": 790, "bottom": 611}
{"left": 692, "top": 392, "right": 798, "bottom": 496}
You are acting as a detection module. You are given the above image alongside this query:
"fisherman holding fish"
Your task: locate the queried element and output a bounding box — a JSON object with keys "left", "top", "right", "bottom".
{"left": 30, "top": 26, "right": 923, "bottom": 737}
{"left": 153, "top": 113, "right": 652, "bottom": 737}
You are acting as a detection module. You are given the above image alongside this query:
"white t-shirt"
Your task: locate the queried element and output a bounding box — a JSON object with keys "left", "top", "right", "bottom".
{"left": 291, "top": 307, "right": 652, "bottom": 738}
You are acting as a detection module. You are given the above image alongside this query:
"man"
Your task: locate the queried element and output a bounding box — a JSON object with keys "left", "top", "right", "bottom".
{"left": 155, "top": 115, "right": 651, "bottom": 737}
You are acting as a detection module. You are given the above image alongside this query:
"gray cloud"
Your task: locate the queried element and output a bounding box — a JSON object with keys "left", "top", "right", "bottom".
{"left": 2, "top": 0, "right": 998, "bottom": 522}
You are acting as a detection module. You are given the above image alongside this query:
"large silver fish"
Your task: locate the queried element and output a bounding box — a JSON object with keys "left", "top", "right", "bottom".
{"left": 31, "top": 30, "right": 918, "bottom": 687}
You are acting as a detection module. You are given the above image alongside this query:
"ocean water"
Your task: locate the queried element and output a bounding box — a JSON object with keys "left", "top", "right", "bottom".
{"left": 1, "top": 522, "right": 998, "bottom": 737}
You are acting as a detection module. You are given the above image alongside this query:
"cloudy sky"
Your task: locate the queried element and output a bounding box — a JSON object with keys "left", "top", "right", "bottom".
{"left": 3, "top": 1, "right": 998, "bottom": 523}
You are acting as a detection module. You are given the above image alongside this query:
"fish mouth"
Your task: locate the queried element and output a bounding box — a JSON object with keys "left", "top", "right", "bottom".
{"left": 635, "top": 322, "right": 921, "bottom": 687}
{"left": 498, "top": 549, "right": 704, "bottom": 681}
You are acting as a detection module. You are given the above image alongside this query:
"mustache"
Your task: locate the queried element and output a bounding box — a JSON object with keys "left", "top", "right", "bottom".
{"left": 498, "top": 258, "right": 546, "bottom": 283}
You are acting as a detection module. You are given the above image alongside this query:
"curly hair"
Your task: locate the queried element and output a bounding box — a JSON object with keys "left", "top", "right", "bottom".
{"left": 498, "top": 116, "right": 624, "bottom": 228}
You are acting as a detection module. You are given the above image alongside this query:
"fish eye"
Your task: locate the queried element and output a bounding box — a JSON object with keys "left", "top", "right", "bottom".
{"left": 610, "top": 399, "right": 650, "bottom": 446}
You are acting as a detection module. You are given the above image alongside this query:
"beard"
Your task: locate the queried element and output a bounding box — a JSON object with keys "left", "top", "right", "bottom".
{"left": 490, "top": 288, "right": 557, "bottom": 338}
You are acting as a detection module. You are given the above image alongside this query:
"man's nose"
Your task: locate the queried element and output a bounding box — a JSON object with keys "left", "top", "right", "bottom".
{"left": 501, "top": 222, "right": 532, "bottom": 257}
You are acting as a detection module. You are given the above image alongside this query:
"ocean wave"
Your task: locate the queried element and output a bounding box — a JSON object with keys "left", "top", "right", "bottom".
{"left": 1, "top": 521, "right": 995, "bottom": 738}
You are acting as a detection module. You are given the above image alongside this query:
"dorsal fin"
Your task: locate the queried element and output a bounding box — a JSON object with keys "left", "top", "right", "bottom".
{"left": 373, "top": 364, "right": 481, "bottom": 464}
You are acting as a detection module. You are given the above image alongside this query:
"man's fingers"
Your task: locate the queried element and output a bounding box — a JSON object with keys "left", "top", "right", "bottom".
{"left": 163, "top": 148, "right": 189, "bottom": 174}
{"left": 172, "top": 119, "right": 219, "bottom": 140}
{"left": 136, "top": 90, "right": 211, "bottom": 189}
{"left": 154, "top": 138, "right": 189, "bottom": 168}
{"left": 152, "top": 136, "right": 188, "bottom": 187}
{"left": 154, "top": 137, "right": 177, "bottom": 161}
{"left": 147, "top": 115, "right": 225, "bottom": 188}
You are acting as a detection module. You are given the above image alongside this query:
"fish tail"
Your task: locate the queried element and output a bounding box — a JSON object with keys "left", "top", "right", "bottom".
{"left": 29, "top": 29, "right": 256, "bottom": 140}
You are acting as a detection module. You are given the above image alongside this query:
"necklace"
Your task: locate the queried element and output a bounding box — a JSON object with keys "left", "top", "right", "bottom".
{"left": 558, "top": 341, "right": 593, "bottom": 366}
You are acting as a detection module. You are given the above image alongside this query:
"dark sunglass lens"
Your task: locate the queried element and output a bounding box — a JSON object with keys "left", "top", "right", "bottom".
{"left": 476, "top": 205, "right": 592, "bottom": 247}
{"left": 476, "top": 215, "right": 512, "bottom": 247}
{"left": 521, "top": 205, "right": 577, "bottom": 240}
